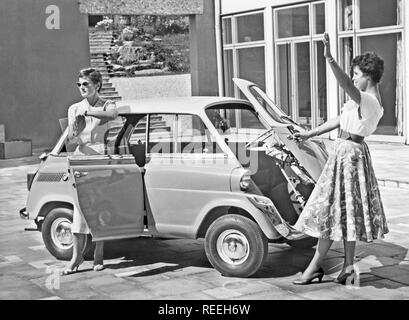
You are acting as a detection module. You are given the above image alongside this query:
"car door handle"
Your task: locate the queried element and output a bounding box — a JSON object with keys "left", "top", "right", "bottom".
{"left": 74, "top": 171, "right": 88, "bottom": 178}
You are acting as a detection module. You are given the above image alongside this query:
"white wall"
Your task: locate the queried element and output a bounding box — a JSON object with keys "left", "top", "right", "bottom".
{"left": 221, "top": 0, "right": 308, "bottom": 15}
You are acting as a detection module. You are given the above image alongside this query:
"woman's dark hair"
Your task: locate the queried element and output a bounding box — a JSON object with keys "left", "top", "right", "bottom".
{"left": 351, "top": 52, "right": 384, "bottom": 83}
{"left": 78, "top": 68, "right": 102, "bottom": 92}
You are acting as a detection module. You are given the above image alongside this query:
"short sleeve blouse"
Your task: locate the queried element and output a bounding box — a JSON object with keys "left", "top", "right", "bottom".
{"left": 339, "top": 91, "right": 383, "bottom": 137}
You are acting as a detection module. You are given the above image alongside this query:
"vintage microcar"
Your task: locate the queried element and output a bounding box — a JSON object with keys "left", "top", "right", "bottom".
{"left": 20, "top": 79, "right": 328, "bottom": 277}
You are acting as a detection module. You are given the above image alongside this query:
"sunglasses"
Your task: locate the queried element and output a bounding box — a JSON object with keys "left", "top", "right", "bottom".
{"left": 76, "top": 81, "right": 91, "bottom": 87}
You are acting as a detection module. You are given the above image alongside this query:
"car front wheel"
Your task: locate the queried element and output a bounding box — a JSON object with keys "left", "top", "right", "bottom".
{"left": 41, "top": 207, "right": 93, "bottom": 261}
{"left": 204, "top": 214, "right": 268, "bottom": 278}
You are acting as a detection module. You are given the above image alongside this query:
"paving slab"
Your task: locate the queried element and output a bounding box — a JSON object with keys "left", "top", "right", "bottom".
{"left": 139, "top": 277, "right": 214, "bottom": 298}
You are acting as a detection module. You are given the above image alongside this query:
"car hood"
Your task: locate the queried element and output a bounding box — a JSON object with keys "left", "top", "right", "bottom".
{"left": 233, "top": 78, "right": 328, "bottom": 182}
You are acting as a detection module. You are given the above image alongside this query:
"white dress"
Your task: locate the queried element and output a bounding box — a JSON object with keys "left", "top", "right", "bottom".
{"left": 294, "top": 91, "right": 388, "bottom": 242}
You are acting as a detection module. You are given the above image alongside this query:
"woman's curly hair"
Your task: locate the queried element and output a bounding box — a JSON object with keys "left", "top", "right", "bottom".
{"left": 351, "top": 52, "right": 384, "bottom": 83}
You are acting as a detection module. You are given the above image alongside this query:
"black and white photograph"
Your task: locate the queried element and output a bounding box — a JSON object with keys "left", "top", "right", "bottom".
{"left": 1, "top": 0, "right": 409, "bottom": 307}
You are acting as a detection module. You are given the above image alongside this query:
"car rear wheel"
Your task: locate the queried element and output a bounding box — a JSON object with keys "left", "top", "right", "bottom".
{"left": 41, "top": 207, "right": 94, "bottom": 261}
{"left": 204, "top": 214, "right": 268, "bottom": 278}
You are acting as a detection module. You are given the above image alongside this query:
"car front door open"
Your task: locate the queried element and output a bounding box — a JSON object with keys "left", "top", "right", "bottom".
{"left": 68, "top": 154, "right": 145, "bottom": 241}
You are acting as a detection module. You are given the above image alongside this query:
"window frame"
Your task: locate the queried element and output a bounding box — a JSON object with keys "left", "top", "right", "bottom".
{"left": 222, "top": 10, "right": 267, "bottom": 98}
{"left": 273, "top": 1, "right": 327, "bottom": 130}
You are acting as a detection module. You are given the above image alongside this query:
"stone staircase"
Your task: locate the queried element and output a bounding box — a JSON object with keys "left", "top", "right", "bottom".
{"left": 88, "top": 29, "right": 121, "bottom": 102}
{"left": 88, "top": 28, "right": 167, "bottom": 132}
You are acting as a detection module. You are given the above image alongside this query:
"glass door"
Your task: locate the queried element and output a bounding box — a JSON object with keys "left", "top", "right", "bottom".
{"left": 274, "top": 2, "right": 327, "bottom": 130}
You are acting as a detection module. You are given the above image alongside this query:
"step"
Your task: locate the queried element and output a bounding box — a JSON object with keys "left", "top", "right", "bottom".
{"left": 90, "top": 53, "right": 109, "bottom": 57}
{"left": 90, "top": 64, "right": 108, "bottom": 68}
{"left": 90, "top": 50, "right": 113, "bottom": 54}
{"left": 89, "top": 39, "right": 113, "bottom": 42}
{"left": 101, "top": 90, "right": 119, "bottom": 96}
{"left": 90, "top": 45, "right": 112, "bottom": 47}
{"left": 102, "top": 96, "right": 122, "bottom": 102}
{"left": 101, "top": 82, "right": 113, "bottom": 88}
{"left": 100, "top": 87, "right": 116, "bottom": 93}
{"left": 90, "top": 59, "right": 106, "bottom": 64}
{"left": 90, "top": 48, "right": 112, "bottom": 51}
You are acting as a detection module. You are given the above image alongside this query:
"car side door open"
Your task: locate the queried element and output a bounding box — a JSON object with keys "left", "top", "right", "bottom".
{"left": 68, "top": 154, "right": 145, "bottom": 241}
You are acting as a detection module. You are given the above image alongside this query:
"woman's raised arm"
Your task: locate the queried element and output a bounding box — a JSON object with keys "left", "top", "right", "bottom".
{"left": 323, "top": 33, "right": 361, "bottom": 105}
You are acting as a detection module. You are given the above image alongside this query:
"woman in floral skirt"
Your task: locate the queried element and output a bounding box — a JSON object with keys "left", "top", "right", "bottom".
{"left": 292, "top": 33, "right": 389, "bottom": 285}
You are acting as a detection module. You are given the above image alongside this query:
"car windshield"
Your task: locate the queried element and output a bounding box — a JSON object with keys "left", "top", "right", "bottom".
{"left": 205, "top": 104, "right": 272, "bottom": 143}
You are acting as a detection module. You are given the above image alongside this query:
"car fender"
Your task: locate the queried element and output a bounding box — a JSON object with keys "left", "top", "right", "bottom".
{"left": 193, "top": 194, "right": 281, "bottom": 239}
{"left": 27, "top": 194, "right": 73, "bottom": 219}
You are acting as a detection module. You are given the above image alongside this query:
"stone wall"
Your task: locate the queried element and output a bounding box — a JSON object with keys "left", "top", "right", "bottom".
{"left": 79, "top": 0, "right": 203, "bottom": 15}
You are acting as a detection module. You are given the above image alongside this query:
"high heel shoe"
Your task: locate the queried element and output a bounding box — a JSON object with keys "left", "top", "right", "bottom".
{"left": 334, "top": 268, "right": 355, "bottom": 285}
{"left": 293, "top": 267, "right": 325, "bottom": 285}
{"left": 62, "top": 257, "right": 84, "bottom": 276}
{"left": 93, "top": 264, "right": 104, "bottom": 272}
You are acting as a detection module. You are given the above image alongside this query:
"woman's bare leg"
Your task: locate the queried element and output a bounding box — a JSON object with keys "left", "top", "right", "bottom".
{"left": 299, "top": 238, "right": 333, "bottom": 279}
{"left": 93, "top": 241, "right": 104, "bottom": 267}
{"left": 66, "top": 233, "right": 85, "bottom": 270}
{"left": 342, "top": 240, "right": 356, "bottom": 271}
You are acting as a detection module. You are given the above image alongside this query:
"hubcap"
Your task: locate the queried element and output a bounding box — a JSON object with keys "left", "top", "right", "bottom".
{"left": 216, "top": 229, "right": 250, "bottom": 265}
{"left": 50, "top": 218, "right": 73, "bottom": 250}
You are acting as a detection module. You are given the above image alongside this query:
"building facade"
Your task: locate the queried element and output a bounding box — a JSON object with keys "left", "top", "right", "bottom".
{"left": 217, "top": 0, "right": 409, "bottom": 144}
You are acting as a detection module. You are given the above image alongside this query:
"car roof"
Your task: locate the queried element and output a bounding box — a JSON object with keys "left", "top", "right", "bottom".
{"left": 115, "top": 96, "right": 251, "bottom": 115}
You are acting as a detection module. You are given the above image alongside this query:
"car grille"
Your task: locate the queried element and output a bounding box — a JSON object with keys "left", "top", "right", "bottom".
{"left": 36, "top": 173, "right": 65, "bottom": 182}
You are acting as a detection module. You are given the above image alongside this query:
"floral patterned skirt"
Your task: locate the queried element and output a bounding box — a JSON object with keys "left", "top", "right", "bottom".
{"left": 294, "top": 139, "right": 388, "bottom": 242}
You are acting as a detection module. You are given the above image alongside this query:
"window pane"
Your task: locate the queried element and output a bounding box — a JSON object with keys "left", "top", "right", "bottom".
{"left": 340, "top": 0, "right": 353, "bottom": 31}
{"left": 314, "top": 3, "right": 325, "bottom": 34}
{"left": 277, "top": 6, "right": 309, "bottom": 38}
{"left": 177, "top": 114, "right": 223, "bottom": 153}
{"left": 316, "top": 41, "right": 327, "bottom": 125}
{"left": 148, "top": 114, "right": 175, "bottom": 153}
{"left": 223, "top": 50, "right": 234, "bottom": 97}
{"left": 360, "top": 33, "right": 399, "bottom": 135}
{"left": 277, "top": 44, "right": 292, "bottom": 116}
{"left": 237, "top": 13, "right": 264, "bottom": 42}
{"left": 206, "top": 106, "right": 266, "bottom": 134}
{"left": 237, "top": 47, "right": 266, "bottom": 92}
{"left": 360, "top": 0, "right": 400, "bottom": 29}
{"left": 129, "top": 116, "right": 147, "bottom": 166}
{"left": 295, "top": 42, "right": 311, "bottom": 129}
{"left": 222, "top": 18, "right": 232, "bottom": 44}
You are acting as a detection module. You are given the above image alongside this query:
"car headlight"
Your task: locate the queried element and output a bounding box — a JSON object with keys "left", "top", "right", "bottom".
{"left": 240, "top": 172, "right": 252, "bottom": 190}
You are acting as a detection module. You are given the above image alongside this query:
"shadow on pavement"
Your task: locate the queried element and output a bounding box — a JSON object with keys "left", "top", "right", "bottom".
{"left": 95, "top": 236, "right": 408, "bottom": 284}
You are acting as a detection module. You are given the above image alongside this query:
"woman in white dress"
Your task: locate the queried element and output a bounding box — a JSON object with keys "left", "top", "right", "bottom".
{"left": 63, "top": 68, "right": 118, "bottom": 275}
{"left": 292, "top": 34, "right": 388, "bottom": 285}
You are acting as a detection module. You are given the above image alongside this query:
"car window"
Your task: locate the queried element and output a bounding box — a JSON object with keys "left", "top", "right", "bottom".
{"left": 205, "top": 104, "right": 269, "bottom": 143}
{"left": 127, "top": 115, "right": 148, "bottom": 166}
{"left": 148, "top": 114, "right": 176, "bottom": 154}
{"left": 176, "top": 114, "right": 223, "bottom": 154}
{"left": 104, "top": 116, "right": 127, "bottom": 155}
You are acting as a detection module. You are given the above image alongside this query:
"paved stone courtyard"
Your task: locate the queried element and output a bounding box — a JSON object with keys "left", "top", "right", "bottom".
{"left": 1, "top": 161, "right": 409, "bottom": 300}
